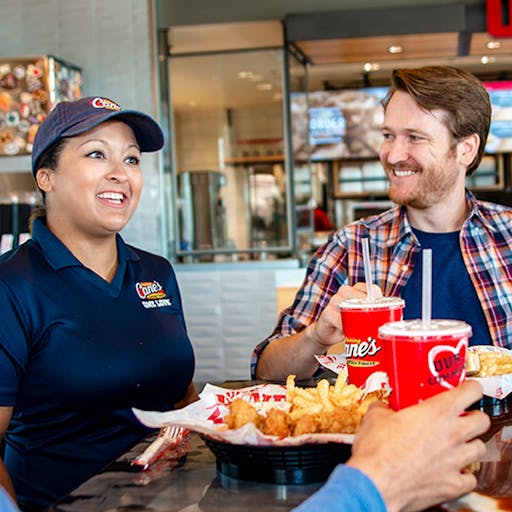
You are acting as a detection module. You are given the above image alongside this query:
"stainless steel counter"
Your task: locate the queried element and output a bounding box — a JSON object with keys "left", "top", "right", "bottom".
{"left": 174, "top": 258, "right": 301, "bottom": 272}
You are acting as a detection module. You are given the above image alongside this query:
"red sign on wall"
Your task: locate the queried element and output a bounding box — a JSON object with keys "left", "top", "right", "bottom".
{"left": 487, "top": 0, "right": 512, "bottom": 37}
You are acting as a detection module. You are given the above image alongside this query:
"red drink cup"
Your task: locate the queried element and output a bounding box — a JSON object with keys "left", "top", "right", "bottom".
{"left": 379, "top": 319, "right": 471, "bottom": 410}
{"left": 339, "top": 297, "right": 405, "bottom": 387}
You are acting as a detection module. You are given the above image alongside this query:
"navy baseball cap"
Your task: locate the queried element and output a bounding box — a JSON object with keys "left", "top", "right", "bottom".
{"left": 31, "top": 96, "right": 164, "bottom": 175}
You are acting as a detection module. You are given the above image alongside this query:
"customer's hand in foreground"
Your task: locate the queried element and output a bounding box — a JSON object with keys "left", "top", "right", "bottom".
{"left": 347, "top": 380, "right": 490, "bottom": 512}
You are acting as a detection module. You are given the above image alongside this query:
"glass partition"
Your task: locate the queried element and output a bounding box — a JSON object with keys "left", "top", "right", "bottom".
{"left": 168, "top": 48, "right": 292, "bottom": 261}
{"left": 286, "top": 45, "right": 313, "bottom": 262}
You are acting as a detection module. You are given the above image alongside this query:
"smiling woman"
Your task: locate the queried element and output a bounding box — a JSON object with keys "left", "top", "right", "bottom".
{"left": 37, "top": 120, "right": 145, "bottom": 271}
{"left": 0, "top": 97, "right": 198, "bottom": 511}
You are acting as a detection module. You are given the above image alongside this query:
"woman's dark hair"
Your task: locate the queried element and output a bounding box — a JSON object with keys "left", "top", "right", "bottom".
{"left": 29, "top": 138, "right": 69, "bottom": 232}
{"left": 34, "top": 137, "right": 68, "bottom": 176}
{"left": 381, "top": 66, "right": 491, "bottom": 176}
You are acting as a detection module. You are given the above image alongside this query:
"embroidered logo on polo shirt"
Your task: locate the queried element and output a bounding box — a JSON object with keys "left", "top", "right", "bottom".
{"left": 135, "top": 281, "right": 172, "bottom": 309}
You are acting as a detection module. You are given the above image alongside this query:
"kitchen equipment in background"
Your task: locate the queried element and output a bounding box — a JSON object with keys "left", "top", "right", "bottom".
{"left": 335, "top": 199, "right": 394, "bottom": 227}
{"left": 0, "top": 190, "right": 38, "bottom": 254}
{"left": 178, "top": 171, "right": 227, "bottom": 260}
{"left": 0, "top": 55, "right": 82, "bottom": 157}
{"left": 247, "top": 167, "right": 287, "bottom": 252}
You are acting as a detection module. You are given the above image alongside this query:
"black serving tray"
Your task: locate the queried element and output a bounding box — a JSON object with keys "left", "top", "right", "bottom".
{"left": 201, "top": 435, "right": 352, "bottom": 485}
{"left": 469, "top": 395, "right": 512, "bottom": 417}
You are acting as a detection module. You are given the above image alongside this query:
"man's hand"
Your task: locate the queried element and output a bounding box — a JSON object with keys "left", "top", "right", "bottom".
{"left": 308, "top": 282, "right": 383, "bottom": 348}
{"left": 256, "top": 282, "right": 382, "bottom": 380}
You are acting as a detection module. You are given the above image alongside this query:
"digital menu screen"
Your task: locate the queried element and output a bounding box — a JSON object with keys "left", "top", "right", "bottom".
{"left": 291, "top": 87, "right": 388, "bottom": 161}
{"left": 292, "top": 82, "right": 512, "bottom": 159}
{"left": 308, "top": 106, "right": 346, "bottom": 146}
{"left": 484, "top": 81, "right": 512, "bottom": 154}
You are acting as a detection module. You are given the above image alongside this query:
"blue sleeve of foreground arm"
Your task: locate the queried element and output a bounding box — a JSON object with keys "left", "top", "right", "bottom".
{"left": 0, "top": 487, "right": 20, "bottom": 511}
{"left": 292, "top": 465, "right": 387, "bottom": 512}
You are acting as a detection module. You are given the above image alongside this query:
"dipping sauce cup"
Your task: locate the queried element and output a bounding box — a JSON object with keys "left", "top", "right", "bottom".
{"left": 339, "top": 297, "right": 405, "bottom": 387}
{"left": 379, "top": 319, "right": 471, "bottom": 410}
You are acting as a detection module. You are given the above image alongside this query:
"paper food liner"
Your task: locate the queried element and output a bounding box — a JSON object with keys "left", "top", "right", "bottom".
{"left": 315, "top": 353, "right": 347, "bottom": 375}
{"left": 133, "top": 383, "right": 358, "bottom": 447}
{"left": 317, "top": 348, "right": 512, "bottom": 400}
{"left": 315, "top": 353, "right": 390, "bottom": 394}
{"left": 467, "top": 346, "right": 512, "bottom": 400}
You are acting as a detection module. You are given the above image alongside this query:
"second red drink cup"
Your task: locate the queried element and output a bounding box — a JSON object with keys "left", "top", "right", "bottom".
{"left": 339, "top": 297, "right": 405, "bottom": 387}
{"left": 379, "top": 319, "right": 471, "bottom": 410}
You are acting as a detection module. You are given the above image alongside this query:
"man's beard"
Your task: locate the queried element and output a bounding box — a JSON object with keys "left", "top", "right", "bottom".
{"left": 386, "top": 160, "right": 459, "bottom": 210}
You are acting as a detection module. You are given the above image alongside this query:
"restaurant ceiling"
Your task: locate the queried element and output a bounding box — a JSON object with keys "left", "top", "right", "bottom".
{"left": 167, "top": 5, "right": 512, "bottom": 110}
{"left": 169, "top": 37, "right": 512, "bottom": 110}
{"left": 298, "top": 33, "right": 462, "bottom": 65}
{"left": 301, "top": 32, "right": 512, "bottom": 90}
{"left": 289, "top": 3, "right": 512, "bottom": 88}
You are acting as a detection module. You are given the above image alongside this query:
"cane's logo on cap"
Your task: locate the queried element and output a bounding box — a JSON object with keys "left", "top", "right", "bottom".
{"left": 89, "top": 97, "right": 122, "bottom": 111}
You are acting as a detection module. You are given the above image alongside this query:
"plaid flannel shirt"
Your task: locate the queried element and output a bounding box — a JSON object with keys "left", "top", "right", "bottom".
{"left": 251, "top": 190, "right": 512, "bottom": 378}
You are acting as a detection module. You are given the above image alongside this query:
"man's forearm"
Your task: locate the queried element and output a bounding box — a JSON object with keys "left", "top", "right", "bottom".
{"left": 255, "top": 325, "right": 326, "bottom": 380}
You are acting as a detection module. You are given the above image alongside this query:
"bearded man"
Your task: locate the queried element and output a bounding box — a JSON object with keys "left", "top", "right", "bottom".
{"left": 252, "top": 66, "right": 512, "bottom": 381}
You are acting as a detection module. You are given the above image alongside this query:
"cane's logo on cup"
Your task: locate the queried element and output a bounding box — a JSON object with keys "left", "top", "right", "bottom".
{"left": 427, "top": 338, "right": 467, "bottom": 389}
{"left": 345, "top": 336, "right": 381, "bottom": 367}
{"left": 89, "top": 97, "right": 122, "bottom": 111}
{"left": 340, "top": 297, "right": 405, "bottom": 386}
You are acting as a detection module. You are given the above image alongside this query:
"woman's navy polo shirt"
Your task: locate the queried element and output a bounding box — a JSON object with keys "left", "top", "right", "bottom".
{"left": 0, "top": 219, "right": 195, "bottom": 509}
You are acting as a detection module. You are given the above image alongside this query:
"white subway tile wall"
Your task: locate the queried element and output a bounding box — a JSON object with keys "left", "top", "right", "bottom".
{"left": 176, "top": 267, "right": 281, "bottom": 381}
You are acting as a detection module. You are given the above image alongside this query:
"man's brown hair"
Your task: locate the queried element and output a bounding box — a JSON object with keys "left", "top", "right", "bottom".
{"left": 381, "top": 66, "right": 491, "bottom": 176}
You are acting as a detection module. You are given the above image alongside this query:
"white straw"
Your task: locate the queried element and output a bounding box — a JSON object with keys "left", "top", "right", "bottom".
{"left": 422, "top": 249, "right": 432, "bottom": 329}
{"left": 362, "top": 238, "right": 374, "bottom": 302}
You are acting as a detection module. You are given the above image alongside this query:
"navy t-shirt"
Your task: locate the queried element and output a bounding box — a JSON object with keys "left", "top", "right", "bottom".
{"left": 0, "top": 219, "right": 195, "bottom": 509}
{"left": 401, "top": 228, "right": 491, "bottom": 346}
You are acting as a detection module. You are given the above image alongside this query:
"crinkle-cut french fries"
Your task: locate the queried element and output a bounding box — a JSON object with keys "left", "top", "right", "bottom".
{"left": 224, "top": 372, "right": 386, "bottom": 437}
{"left": 468, "top": 348, "right": 512, "bottom": 377}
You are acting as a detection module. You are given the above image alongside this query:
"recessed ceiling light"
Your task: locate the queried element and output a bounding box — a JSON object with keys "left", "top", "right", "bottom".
{"left": 481, "top": 55, "right": 490, "bottom": 64}
{"left": 256, "top": 83, "right": 272, "bottom": 91}
{"left": 363, "top": 62, "right": 380, "bottom": 72}
{"left": 387, "top": 45, "right": 403, "bottom": 54}
{"left": 486, "top": 40, "right": 502, "bottom": 50}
